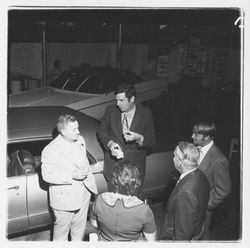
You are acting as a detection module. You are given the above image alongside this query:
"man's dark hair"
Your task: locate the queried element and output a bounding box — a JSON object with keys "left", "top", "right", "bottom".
{"left": 114, "top": 83, "right": 137, "bottom": 100}
{"left": 192, "top": 120, "right": 216, "bottom": 139}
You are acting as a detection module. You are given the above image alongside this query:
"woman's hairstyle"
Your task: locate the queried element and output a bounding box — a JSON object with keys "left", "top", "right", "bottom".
{"left": 178, "top": 141, "right": 200, "bottom": 167}
{"left": 56, "top": 114, "right": 77, "bottom": 133}
{"left": 192, "top": 120, "right": 216, "bottom": 139}
{"left": 114, "top": 83, "right": 137, "bottom": 100}
{"left": 110, "top": 159, "right": 142, "bottom": 196}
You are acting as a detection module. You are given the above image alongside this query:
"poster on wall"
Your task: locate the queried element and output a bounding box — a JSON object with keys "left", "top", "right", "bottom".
{"left": 156, "top": 55, "right": 168, "bottom": 78}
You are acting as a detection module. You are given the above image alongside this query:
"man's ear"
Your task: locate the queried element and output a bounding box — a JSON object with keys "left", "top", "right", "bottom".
{"left": 60, "top": 129, "right": 65, "bottom": 136}
{"left": 130, "top": 96, "right": 135, "bottom": 103}
{"left": 204, "top": 135, "right": 210, "bottom": 142}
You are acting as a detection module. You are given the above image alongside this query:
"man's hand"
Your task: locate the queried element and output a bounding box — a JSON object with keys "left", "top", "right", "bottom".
{"left": 109, "top": 142, "right": 124, "bottom": 159}
{"left": 72, "top": 169, "right": 88, "bottom": 180}
{"left": 124, "top": 131, "right": 143, "bottom": 144}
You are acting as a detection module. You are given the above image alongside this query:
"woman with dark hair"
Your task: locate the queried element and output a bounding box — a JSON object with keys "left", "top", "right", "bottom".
{"left": 90, "top": 159, "right": 156, "bottom": 241}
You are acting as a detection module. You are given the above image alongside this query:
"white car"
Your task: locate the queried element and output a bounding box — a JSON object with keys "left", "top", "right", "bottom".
{"left": 8, "top": 66, "right": 168, "bottom": 119}
{"left": 7, "top": 106, "right": 175, "bottom": 236}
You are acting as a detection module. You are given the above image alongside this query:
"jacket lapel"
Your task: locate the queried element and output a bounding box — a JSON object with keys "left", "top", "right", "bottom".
{"left": 129, "top": 107, "right": 140, "bottom": 131}
{"left": 166, "top": 172, "right": 193, "bottom": 207}
{"left": 166, "top": 180, "right": 182, "bottom": 207}
{"left": 56, "top": 135, "right": 81, "bottom": 169}
{"left": 112, "top": 106, "right": 123, "bottom": 134}
{"left": 199, "top": 144, "right": 214, "bottom": 169}
{"left": 52, "top": 135, "right": 98, "bottom": 194}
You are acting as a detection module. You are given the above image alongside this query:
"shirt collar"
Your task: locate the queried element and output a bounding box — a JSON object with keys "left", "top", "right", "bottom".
{"left": 101, "top": 192, "right": 143, "bottom": 208}
{"left": 59, "top": 133, "right": 78, "bottom": 149}
{"left": 200, "top": 140, "right": 214, "bottom": 155}
{"left": 179, "top": 167, "right": 197, "bottom": 181}
{"left": 123, "top": 104, "right": 136, "bottom": 118}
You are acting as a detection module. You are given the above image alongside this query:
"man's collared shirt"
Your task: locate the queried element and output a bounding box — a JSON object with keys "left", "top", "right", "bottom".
{"left": 122, "top": 105, "right": 136, "bottom": 129}
{"left": 198, "top": 140, "right": 214, "bottom": 165}
{"left": 177, "top": 168, "right": 197, "bottom": 184}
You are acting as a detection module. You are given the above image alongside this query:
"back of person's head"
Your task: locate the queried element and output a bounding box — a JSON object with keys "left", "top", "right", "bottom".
{"left": 56, "top": 114, "right": 77, "bottom": 133}
{"left": 114, "top": 83, "right": 137, "bottom": 100}
{"left": 178, "top": 141, "right": 200, "bottom": 168}
{"left": 110, "top": 159, "right": 142, "bottom": 196}
{"left": 192, "top": 120, "right": 216, "bottom": 139}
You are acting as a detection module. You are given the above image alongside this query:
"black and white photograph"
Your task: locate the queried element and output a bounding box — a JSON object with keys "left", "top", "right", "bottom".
{"left": 1, "top": 0, "right": 248, "bottom": 247}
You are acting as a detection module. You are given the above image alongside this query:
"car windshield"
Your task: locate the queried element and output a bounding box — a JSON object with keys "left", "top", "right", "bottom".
{"left": 50, "top": 66, "right": 143, "bottom": 94}
{"left": 50, "top": 69, "right": 73, "bottom": 89}
{"left": 77, "top": 69, "right": 143, "bottom": 94}
{"left": 62, "top": 73, "right": 89, "bottom": 91}
{"left": 77, "top": 75, "right": 103, "bottom": 94}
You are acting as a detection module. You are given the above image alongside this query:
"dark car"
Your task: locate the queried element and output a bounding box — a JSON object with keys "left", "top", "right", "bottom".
{"left": 50, "top": 65, "right": 143, "bottom": 94}
{"left": 9, "top": 66, "right": 168, "bottom": 120}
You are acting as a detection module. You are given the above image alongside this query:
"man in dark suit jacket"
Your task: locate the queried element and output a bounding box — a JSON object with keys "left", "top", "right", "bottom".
{"left": 97, "top": 83, "right": 155, "bottom": 188}
{"left": 192, "top": 120, "right": 231, "bottom": 239}
{"left": 159, "top": 141, "right": 210, "bottom": 240}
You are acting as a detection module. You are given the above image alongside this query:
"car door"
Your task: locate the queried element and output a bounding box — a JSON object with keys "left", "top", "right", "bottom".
{"left": 143, "top": 151, "right": 176, "bottom": 199}
{"left": 7, "top": 140, "right": 52, "bottom": 235}
{"left": 7, "top": 173, "right": 29, "bottom": 235}
{"left": 26, "top": 172, "right": 51, "bottom": 228}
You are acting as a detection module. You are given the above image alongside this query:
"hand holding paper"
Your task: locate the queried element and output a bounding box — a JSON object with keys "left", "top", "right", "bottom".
{"left": 110, "top": 143, "right": 124, "bottom": 159}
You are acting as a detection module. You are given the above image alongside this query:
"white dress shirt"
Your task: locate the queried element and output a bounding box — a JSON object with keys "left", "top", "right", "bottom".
{"left": 177, "top": 168, "right": 197, "bottom": 184}
{"left": 198, "top": 140, "right": 214, "bottom": 165}
{"left": 121, "top": 105, "right": 136, "bottom": 130}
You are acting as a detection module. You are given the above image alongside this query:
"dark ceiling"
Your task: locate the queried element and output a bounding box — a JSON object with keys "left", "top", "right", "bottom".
{"left": 8, "top": 8, "right": 241, "bottom": 47}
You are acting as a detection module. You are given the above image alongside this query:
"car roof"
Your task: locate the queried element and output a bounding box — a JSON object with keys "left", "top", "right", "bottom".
{"left": 8, "top": 106, "right": 103, "bottom": 160}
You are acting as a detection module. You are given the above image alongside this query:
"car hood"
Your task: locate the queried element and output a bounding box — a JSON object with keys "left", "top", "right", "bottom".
{"left": 8, "top": 87, "right": 96, "bottom": 107}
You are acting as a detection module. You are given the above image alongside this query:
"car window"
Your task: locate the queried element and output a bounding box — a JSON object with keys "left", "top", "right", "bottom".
{"left": 119, "top": 72, "right": 143, "bottom": 85}
{"left": 62, "top": 74, "right": 86, "bottom": 91}
{"left": 7, "top": 139, "right": 97, "bottom": 177}
{"left": 101, "top": 71, "right": 143, "bottom": 92}
{"left": 78, "top": 76, "right": 102, "bottom": 94}
{"left": 50, "top": 69, "right": 72, "bottom": 89}
{"left": 7, "top": 140, "right": 51, "bottom": 177}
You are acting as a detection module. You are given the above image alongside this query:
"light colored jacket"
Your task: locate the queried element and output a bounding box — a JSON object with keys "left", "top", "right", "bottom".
{"left": 41, "top": 134, "right": 98, "bottom": 211}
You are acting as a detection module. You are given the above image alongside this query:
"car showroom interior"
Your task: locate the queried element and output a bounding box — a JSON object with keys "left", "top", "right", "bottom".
{"left": 7, "top": 7, "right": 242, "bottom": 242}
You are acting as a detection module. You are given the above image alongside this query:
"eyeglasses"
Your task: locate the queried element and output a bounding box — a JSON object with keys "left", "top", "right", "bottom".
{"left": 193, "top": 132, "right": 203, "bottom": 137}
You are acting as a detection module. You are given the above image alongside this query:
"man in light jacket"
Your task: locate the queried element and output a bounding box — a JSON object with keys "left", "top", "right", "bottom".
{"left": 41, "top": 114, "right": 97, "bottom": 241}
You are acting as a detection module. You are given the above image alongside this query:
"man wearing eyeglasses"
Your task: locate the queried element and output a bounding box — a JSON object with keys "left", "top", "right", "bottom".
{"left": 192, "top": 120, "right": 231, "bottom": 240}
